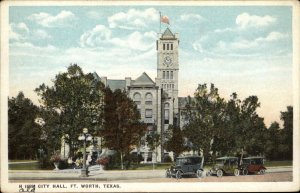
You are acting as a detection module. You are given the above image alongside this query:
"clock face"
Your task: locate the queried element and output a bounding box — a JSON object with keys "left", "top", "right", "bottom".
{"left": 164, "top": 56, "right": 173, "bottom": 66}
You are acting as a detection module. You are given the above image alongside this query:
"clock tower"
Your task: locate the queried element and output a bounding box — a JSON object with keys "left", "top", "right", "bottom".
{"left": 156, "top": 27, "right": 179, "bottom": 129}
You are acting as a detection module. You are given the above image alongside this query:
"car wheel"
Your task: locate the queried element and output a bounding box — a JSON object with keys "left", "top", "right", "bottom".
{"left": 242, "top": 169, "right": 248, "bottom": 176}
{"left": 176, "top": 170, "right": 183, "bottom": 179}
{"left": 234, "top": 168, "right": 240, "bottom": 176}
{"left": 259, "top": 169, "right": 265, "bottom": 175}
{"left": 216, "top": 169, "right": 223, "bottom": 177}
{"left": 196, "top": 169, "right": 204, "bottom": 178}
{"left": 206, "top": 170, "right": 212, "bottom": 177}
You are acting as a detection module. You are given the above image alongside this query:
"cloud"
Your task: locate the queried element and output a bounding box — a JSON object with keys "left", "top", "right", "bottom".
{"left": 80, "top": 25, "right": 112, "bottom": 47}
{"left": 256, "top": 31, "right": 288, "bottom": 42}
{"left": 86, "top": 11, "right": 103, "bottom": 19}
{"left": 9, "top": 22, "right": 51, "bottom": 42}
{"left": 10, "top": 42, "right": 58, "bottom": 56}
{"left": 236, "top": 12, "right": 276, "bottom": 28}
{"left": 32, "top": 29, "right": 52, "bottom": 39}
{"left": 108, "top": 8, "right": 159, "bottom": 30}
{"left": 28, "top": 10, "right": 76, "bottom": 27}
{"left": 179, "top": 13, "right": 205, "bottom": 22}
{"left": 80, "top": 24, "right": 156, "bottom": 51}
{"left": 192, "top": 12, "right": 289, "bottom": 57}
{"left": 9, "top": 22, "right": 29, "bottom": 41}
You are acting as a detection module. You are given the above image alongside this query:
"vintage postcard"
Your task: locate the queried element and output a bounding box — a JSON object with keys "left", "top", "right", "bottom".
{"left": 1, "top": 0, "right": 299, "bottom": 192}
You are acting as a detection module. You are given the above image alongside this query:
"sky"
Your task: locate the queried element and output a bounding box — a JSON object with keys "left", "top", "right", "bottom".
{"left": 8, "top": 5, "right": 293, "bottom": 127}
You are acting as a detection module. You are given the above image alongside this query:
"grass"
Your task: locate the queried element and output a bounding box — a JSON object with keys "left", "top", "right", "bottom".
{"left": 9, "top": 160, "right": 37, "bottom": 163}
{"left": 264, "top": 160, "right": 292, "bottom": 167}
{"left": 9, "top": 161, "right": 41, "bottom": 170}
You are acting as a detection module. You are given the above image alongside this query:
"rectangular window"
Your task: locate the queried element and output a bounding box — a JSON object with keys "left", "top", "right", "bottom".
{"left": 145, "top": 101, "right": 152, "bottom": 105}
{"left": 137, "top": 109, "right": 141, "bottom": 116}
{"left": 172, "top": 84, "right": 174, "bottom": 89}
{"left": 167, "top": 44, "right": 169, "bottom": 50}
{"left": 134, "top": 101, "right": 141, "bottom": 105}
{"left": 163, "top": 43, "right": 165, "bottom": 50}
{"left": 164, "top": 109, "right": 169, "bottom": 124}
{"left": 145, "top": 109, "right": 153, "bottom": 118}
{"left": 170, "top": 71, "right": 173, "bottom": 79}
{"left": 167, "top": 71, "right": 169, "bottom": 79}
{"left": 171, "top": 44, "right": 173, "bottom": 50}
{"left": 163, "top": 71, "right": 165, "bottom": 79}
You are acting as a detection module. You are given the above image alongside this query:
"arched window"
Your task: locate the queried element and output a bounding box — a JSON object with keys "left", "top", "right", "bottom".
{"left": 133, "top": 92, "right": 141, "bottom": 100}
{"left": 164, "top": 103, "right": 170, "bottom": 108}
{"left": 133, "top": 92, "right": 141, "bottom": 107}
{"left": 145, "top": 93, "right": 152, "bottom": 105}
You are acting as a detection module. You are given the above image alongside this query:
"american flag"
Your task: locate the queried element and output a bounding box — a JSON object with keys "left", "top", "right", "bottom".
{"left": 161, "top": 15, "right": 170, "bottom": 25}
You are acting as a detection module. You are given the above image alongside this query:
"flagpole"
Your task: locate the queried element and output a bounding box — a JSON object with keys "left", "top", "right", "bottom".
{"left": 159, "top": 11, "right": 161, "bottom": 33}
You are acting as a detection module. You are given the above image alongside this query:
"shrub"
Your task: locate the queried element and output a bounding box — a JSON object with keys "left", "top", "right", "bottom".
{"left": 163, "top": 155, "right": 172, "bottom": 163}
{"left": 49, "top": 151, "right": 61, "bottom": 163}
{"left": 96, "top": 157, "right": 110, "bottom": 166}
{"left": 58, "top": 160, "right": 69, "bottom": 169}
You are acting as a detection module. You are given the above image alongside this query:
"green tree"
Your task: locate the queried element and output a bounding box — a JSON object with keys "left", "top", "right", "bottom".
{"left": 279, "top": 106, "right": 293, "bottom": 160}
{"left": 183, "top": 83, "right": 225, "bottom": 158}
{"left": 100, "top": 89, "right": 146, "bottom": 169}
{"left": 35, "top": 64, "right": 105, "bottom": 157}
{"left": 265, "top": 121, "right": 280, "bottom": 160}
{"left": 235, "top": 96, "right": 267, "bottom": 157}
{"left": 8, "top": 92, "right": 42, "bottom": 160}
{"left": 164, "top": 124, "right": 185, "bottom": 159}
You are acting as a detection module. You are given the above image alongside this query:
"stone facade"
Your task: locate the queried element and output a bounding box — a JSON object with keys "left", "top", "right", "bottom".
{"left": 98, "top": 28, "right": 180, "bottom": 162}
{"left": 60, "top": 28, "right": 182, "bottom": 163}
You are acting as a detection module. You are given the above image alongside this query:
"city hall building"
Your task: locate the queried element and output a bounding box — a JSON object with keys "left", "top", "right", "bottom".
{"left": 62, "top": 28, "right": 188, "bottom": 163}
{"left": 99, "top": 27, "right": 182, "bottom": 163}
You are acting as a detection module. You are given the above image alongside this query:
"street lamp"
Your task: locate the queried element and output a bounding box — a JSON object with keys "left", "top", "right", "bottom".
{"left": 78, "top": 128, "right": 92, "bottom": 177}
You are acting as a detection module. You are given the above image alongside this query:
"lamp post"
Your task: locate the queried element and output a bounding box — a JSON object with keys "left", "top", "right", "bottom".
{"left": 78, "top": 128, "right": 92, "bottom": 177}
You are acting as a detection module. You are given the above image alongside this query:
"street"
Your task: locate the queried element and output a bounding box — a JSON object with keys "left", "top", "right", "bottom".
{"left": 115, "top": 172, "right": 292, "bottom": 182}
{"left": 9, "top": 166, "right": 292, "bottom": 182}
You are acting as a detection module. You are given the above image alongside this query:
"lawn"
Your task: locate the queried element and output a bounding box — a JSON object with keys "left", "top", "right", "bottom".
{"left": 264, "top": 160, "right": 292, "bottom": 167}
{"left": 9, "top": 160, "right": 37, "bottom": 163}
{"left": 9, "top": 160, "right": 41, "bottom": 170}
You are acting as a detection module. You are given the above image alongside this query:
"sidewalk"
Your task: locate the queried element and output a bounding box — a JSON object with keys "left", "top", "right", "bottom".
{"left": 9, "top": 165, "right": 292, "bottom": 181}
{"left": 9, "top": 165, "right": 166, "bottom": 181}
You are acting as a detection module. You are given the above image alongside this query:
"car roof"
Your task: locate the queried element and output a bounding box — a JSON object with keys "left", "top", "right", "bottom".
{"left": 216, "top": 156, "right": 238, "bottom": 160}
{"left": 176, "top": 156, "right": 202, "bottom": 159}
{"left": 243, "top": 156, "right": 264, "bottom": 159}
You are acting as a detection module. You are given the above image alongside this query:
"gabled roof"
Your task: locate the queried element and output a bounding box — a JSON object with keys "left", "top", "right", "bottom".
{"left": 107, "top": 79, "right": 126, "bottom": 91}
{"left": 92, "top": 72, "right": 101, "bottom": 82}
{"left": 132, "top": 72, "right": 155, "bottom": 86}
{"left": 161, "top": 27, "right": 175, "bottom": 39}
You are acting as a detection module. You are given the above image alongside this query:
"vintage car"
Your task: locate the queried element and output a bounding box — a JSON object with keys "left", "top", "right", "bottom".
{"left": 209, "top": 156, "right": 240, "bottom": 177}
{"left": 165, "top": 156, "right": 204, "bottom": 179}
{"left": 240, "top": 156, "right": 266, "bottom": 175}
